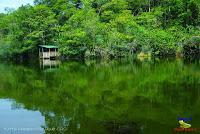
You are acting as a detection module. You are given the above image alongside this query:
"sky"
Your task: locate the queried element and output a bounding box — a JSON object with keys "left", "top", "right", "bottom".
{"left": 0, "top": 0, "right": 34, "bottom": 13}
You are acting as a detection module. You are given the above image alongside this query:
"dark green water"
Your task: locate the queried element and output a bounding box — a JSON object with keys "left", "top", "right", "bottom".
{"left": 0, "top": 59, "right": 199, "bottom": 134}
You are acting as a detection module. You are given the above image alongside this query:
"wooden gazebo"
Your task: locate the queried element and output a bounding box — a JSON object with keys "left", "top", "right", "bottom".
{"left": 39, "top": 45, "right": 59, "bottom": 59}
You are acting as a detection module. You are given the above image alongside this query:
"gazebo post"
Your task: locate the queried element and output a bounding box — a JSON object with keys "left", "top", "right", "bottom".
{"left": 49, "top": 48, "right": 51, "bottom": 59}
{"left": 39, "top": 48, "right": 40, "bottom": 59}
{"left": 42, "top": 47, "right": 44, "bottom": 59}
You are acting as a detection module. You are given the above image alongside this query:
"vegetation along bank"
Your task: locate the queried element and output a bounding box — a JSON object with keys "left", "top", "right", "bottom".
{"left": 0, "top": 0, "right": 199, "bottom": 59}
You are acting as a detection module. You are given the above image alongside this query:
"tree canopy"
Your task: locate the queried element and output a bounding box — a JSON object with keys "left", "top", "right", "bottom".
{"left": 0, "top": 0, "right": 199, "bottom": 58}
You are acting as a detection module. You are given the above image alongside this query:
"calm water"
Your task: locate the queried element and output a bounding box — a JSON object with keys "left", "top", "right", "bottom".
{"left": 0, "top": 59, "right": 199, "bottom": 134}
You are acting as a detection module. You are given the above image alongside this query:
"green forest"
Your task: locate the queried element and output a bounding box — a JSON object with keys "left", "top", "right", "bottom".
{"left": 0, "top": 0, "right": 200, "bottom": 59}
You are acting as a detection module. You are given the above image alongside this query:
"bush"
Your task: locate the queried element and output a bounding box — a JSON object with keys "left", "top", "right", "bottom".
{"left": 109, "top": 45, "right": 130, "bottom": 58}
{"left": 151, "top": 43, "right": 176, "bottom": 57}
{"left": 85, "top": 46, "right": 108, "bottom": 59}
{"left": 183, "top": 36, "right": 200, "bottom": 58}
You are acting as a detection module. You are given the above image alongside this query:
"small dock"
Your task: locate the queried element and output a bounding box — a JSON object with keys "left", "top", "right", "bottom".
{"left": 39, "top": 45, "right": 59, "bottom": 59}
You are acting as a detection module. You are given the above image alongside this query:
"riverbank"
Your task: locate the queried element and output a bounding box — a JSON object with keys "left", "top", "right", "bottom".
{"left": 1, "top": 35, "right": 200, "bottom": 61}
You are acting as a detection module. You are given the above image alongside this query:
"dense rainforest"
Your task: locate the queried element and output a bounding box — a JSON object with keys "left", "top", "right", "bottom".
{"left": 0, "top": 0, "right": 199, "bottom": 59}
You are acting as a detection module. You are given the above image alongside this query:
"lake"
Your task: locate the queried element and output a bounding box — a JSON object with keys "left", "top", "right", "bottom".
{"left": 0, "top": 59, "right": 199, "bottom": 134}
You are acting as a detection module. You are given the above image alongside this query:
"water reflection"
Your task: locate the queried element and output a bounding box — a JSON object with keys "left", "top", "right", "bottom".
{"left": 0, "top": 99, "right": 44, "bottom": 134}
{"left": 102, "top": 121, "right": 140, "bottom": 134}
{"left": 0, "top": 59, "right": 199, "bottom": 134}
{"left": 40, "top": 59, "right": 60, "bottom": 70}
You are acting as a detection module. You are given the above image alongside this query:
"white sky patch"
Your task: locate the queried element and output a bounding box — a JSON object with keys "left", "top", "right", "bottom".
{"left": 0, "top": 0, "right": 34, "bottom": 13}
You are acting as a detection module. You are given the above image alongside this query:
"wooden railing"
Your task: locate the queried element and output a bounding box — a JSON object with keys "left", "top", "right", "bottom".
{"left": 40, "top": 52, "right": 59, "bottom": 59}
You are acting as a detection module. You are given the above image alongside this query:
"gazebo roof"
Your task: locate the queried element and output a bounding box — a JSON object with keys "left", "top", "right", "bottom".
{"left": 39, "top": 45, "right": 58, "bottom": 49}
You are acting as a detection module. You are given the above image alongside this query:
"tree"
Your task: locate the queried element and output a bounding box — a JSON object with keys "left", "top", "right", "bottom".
{"left": 0, "top": 0, "right": 200, "bottom": 58}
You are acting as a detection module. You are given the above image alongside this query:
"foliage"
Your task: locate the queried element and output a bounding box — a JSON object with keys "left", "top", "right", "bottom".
{"left": 0, "top": 0, "right": 199, "bottom": 58}
{"left": 183, "top": 36, "right": 200, "bottom": 58}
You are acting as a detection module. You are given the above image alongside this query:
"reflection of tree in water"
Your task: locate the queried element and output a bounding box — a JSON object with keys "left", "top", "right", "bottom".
{"left": 11, "top": 101, "right": 24, "bottom": 110}
{"left": 39, "top": 97, "right": 140, "bottom": 134}
{"left": 42, "top": 112, "right": 71, "bottom": 134}
{"left": 102, "top": 121, "right": 140, "bottom": 134}
{"left": 41, "top": 103, "right": 87, "bottom": 134}
{"left": 41, "top": 108, "right": 141, "bottom": 134}
{"left": 0, "top": 60, "right": 200, "bottom": 134}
